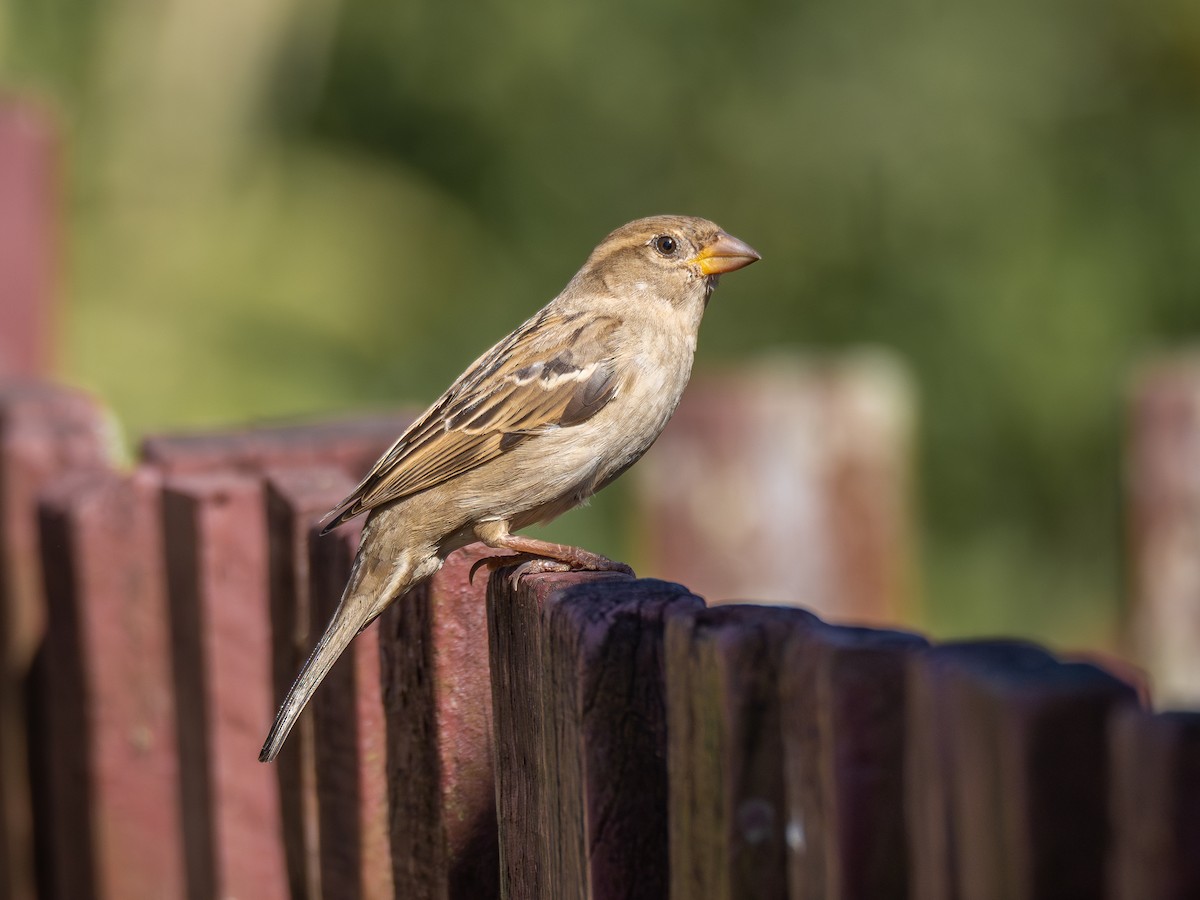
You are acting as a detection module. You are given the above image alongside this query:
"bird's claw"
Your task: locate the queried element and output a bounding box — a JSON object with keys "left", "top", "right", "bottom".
{"left": 469, "top": 553, "right": 526, "bottom": 584}
{"left": 468, "top": 552, "right": 635, "bottom": 585}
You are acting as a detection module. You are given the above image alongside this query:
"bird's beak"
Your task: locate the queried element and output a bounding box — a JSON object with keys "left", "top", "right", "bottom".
{"left": 691, "top": 231, "right": 761, "bottom": 276}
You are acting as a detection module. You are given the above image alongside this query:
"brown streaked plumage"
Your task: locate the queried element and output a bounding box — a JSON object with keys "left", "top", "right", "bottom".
{"left": 259, "top": 215, "right": 759, "bottom": 762}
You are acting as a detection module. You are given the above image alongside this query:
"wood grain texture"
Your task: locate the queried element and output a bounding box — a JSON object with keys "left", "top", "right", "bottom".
{"left": 0, "top": 381, "right": 110, "bottom": 900}
{"left": 489, "top": 571, "right": 699, "bottom": 900}
{"left": 911, "top": 641, "right": 1138, "bottom": 900}
{"left": 382, "top": 544, "right": 499, "bottom": 900}
{"left": 32, "top": 468, "right": 185, "bottom": 900}
{"left": 162, "top": 472, "right": 287, "bottom": 900}
{"left": 666, "top": 603, "right": 813, "bottom": 900}
{"left": 781, "top": 621, "right": 927, "bottom": 900}
{"left": 487, "top": 566, "right": 548, "bottom": 900}
{"left": 310, "top": 519, "right": 394, "bottom": 900}
{"left": 543, "top": 575, "right": 702, "bottom": 900}
{"left": 264, "top": 466, "right": 355, "bottom": 900}
{"left": 1108, "top": 708, "right": 1200, "bottom": 900}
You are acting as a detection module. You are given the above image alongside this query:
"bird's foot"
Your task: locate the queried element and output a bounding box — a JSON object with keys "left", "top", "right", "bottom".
{"left": 468, "top": 548, "right": 634, "bottom": 585}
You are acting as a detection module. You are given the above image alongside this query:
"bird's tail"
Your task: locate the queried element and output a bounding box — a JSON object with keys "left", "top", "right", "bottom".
{"left": 258, "top": 547, "right": 414, "bottom": 763}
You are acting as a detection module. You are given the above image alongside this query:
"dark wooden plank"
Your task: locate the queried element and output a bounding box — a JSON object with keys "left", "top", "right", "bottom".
{"left": 0, "top": 102, "right": 57, "bottom": 377}
{"left": 264, "top": 466, "right": 355, "bottom": 900}
{"left": 632, "top": 362, "right": 915, "bottom": 622}
{"left": 775, "top": 612, "right": 831, "bottom": 900}
{"left": 1108, "top": 708, "right": 1200, "bottom": 900}
{"left": 667, "top": 603, "right": 815, "bottom": 900}
{"left": 382, "top": 544, "right": 499, "bottom": 900}
{"left": 32, "top": 468, "right": 186, "bottom": 899}
{"left": 903, "top": 643, "right": 1022, "bottom": 900}
{"left": 162, "top": 472, "right": 287, "bottom": 900}
{"left": 781, "top": 622, "right": 928, "bottom": 900}
{"left": 913, "top": 641, "right": 1138, "bottom": 900}
{"left": 487, "top": 565, "right": 553, "bottom": 900}
{"left": 540, "top": 575, "right": 703, "bottom": 899}
{"left": 0, "top": 381, "right": 110, "bottom": 900}
{"left": 907, "top": 643, "right": 1070, "bottom": 900}
{"left": 489, "top": 570, "right": 694, "bottom": 899}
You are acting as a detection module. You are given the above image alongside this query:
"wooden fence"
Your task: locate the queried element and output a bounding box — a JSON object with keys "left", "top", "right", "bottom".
{"left": 0, "top": 379, "right": 1197, "bottom": 900}
{"left": 3, "top": 99, "right": 1200, "bottom": 899}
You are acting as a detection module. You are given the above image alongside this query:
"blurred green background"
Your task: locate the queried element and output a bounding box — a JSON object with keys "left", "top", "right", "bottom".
{"left": 2, "top": 0, "right": 1198, "bottom": 647}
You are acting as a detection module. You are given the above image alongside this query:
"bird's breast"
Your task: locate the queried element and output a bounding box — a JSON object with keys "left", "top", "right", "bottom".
{"left": 592, "top": 325, "right": 697, "bottom": 472}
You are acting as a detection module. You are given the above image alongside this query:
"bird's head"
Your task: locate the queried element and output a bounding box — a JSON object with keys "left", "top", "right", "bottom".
{"left": 576, "top": 214, "right": 760, "bottom": 312}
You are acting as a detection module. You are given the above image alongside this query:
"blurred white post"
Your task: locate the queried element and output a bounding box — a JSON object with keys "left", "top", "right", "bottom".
{"left": 632, "top": 350, "right": 917, "bottom": 625}
{"left": 1126, "top": 354, "right": 1200, "bottom": 705}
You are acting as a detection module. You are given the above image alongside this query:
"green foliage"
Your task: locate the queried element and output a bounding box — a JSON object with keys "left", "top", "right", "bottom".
{"left": 3, "top": 0, "right": 1199, "bottom": 642}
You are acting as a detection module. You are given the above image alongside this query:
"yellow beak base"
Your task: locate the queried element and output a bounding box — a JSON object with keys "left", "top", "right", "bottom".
{"left": 692, "top": 231, "right": 761, "bottom": 276}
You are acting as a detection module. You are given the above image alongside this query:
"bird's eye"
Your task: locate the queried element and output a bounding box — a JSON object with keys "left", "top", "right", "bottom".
{"left": 654, "top": 235, "right": 678, "bottom": 256}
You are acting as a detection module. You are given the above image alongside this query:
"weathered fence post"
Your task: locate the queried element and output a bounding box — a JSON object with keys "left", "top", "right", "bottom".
{"left": 487, "top": 566, "right": 550, "bottom": 900}
{"left": 0, "top": 383, "right": 110, "bottom": 900}
{"left": 142, "top": 413, "right": 416, "bottom": 898}
{"left": 380, "top": 544, "right": 499, "bottom": 899}
{"left": 666, "top": 604, "right": 809, "bottom": 900}
{"left": 488, "top": 571, "right": 699, "bottom": 900}
{"left": 0, "top": 384, "right": 112, "bottom": 680}
{"left": 162, "top": 473, "right": 287, "bottom": 900}
{"left": 309, "top": 520, "right": 394, "bottom": 900}
{"left": 906, "top": 641, "right": 1138, "bottom": 900}
{"left": 0, "top": 102, "right": 57, "bottom": 378}
{"left": 1126, "top": 356, "right": 1200, "bottom": 705}
{"left": 32, "top": 467, "right": 186, "bottom": 900}
{"left": 265, "top": 466, "right": 357, "bottom": 900}
{"left": 1108, "top": 708, "right": 1200, "bottom": 900}
{"left": 780, "top": 622, "right": 928, "bottom": 900}
{"left": 540, "top": 576, "right": 700, "bottom": 899}
{"left": 633, "top": 354, "right": 915, "bottom": 623}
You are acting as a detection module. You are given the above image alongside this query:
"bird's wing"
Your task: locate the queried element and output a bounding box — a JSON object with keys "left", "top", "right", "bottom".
{"left": 321, "top": 310, "right": 622, "bottom": 532}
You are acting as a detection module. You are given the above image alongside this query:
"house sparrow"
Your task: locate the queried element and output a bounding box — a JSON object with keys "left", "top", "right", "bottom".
{"left": 259, "top": 215, "right": 759, "bottom": 762}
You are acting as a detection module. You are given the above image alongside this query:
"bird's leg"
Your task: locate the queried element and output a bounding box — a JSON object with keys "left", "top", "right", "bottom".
{"left": 489, "top": 534, "right": 634, "bottom": 573}
{"left": 471, "top": 521, "right": 635, "bottom": 582}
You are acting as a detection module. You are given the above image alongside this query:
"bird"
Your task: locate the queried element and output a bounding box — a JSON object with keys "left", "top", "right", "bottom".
{"left": 259, "top": 214, "right": 760, "bottom": 762}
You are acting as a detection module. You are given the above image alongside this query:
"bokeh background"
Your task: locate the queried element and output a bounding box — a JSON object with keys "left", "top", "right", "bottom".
{"left": 2, "top": 0, "right": 1199, "bottom": 647}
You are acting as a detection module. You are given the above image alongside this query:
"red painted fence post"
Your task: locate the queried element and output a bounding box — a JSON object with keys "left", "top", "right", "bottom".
{"left": 381, "top": 544, "right": 500, "bottom": 899}
{"left": 33, "top": 467, "right": 186, "bottom": 899}
{"left": 162, "top": 472, "right": 288, "bottom": 900}
{"left": 0, "top": 382, "right": 110, "bottom": 900}
{"left": 264, "top": 465, "right": 357, "bottom": 899}
{"left": 309, "top": 520, "right": 394, "bottom": 900}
